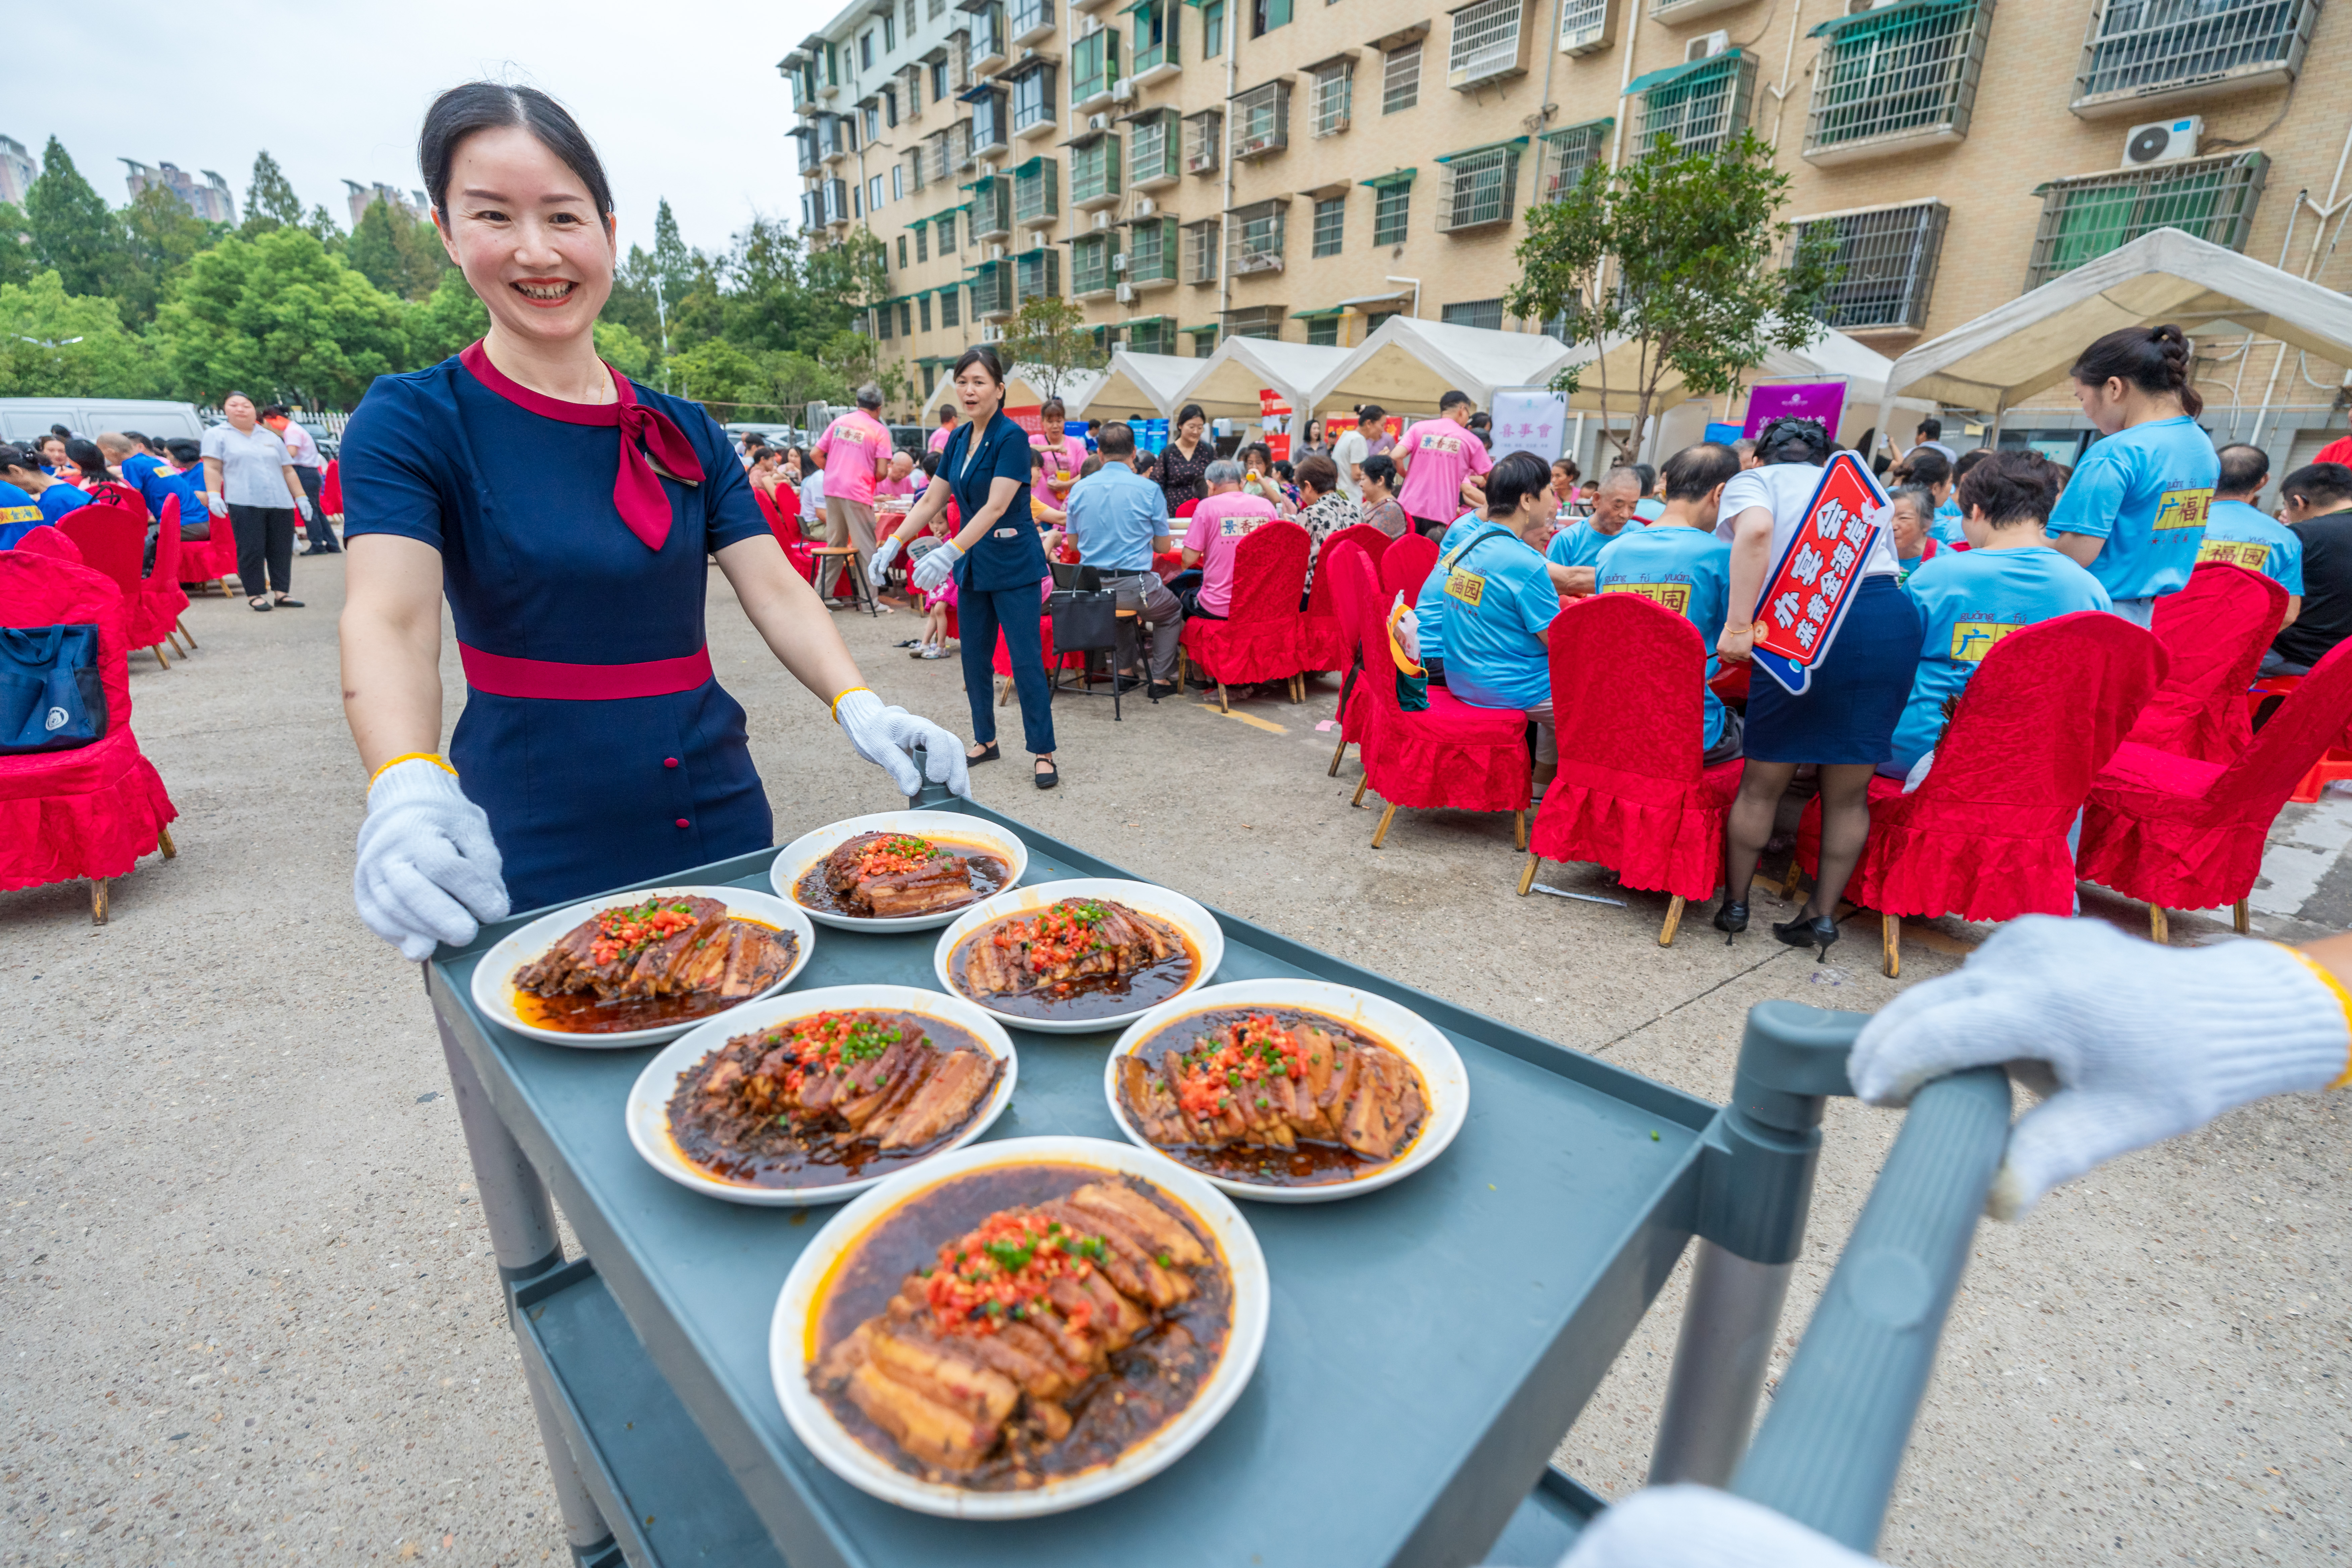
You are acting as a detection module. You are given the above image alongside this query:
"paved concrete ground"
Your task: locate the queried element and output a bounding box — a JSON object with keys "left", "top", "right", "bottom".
{"left": 4, "top": 556, "right": 2348, "bottom": 1566}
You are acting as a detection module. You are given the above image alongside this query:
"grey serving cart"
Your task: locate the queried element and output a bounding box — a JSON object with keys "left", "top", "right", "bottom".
{"left": 426, "top": 785, "right": 2013, "bottom": 1567}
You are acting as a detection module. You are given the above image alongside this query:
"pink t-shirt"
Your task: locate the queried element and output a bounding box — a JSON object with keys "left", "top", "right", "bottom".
{"left": 874, "top": 474, "right": 917, "bottom": 501}
{"left": 815, "top": 410, "right": 891, "bottom": 506}
{"left": 1395, "top": 418, "right": 1492, "bottom": 521}
{"left": 1181, "top": 491, "right": 1279, "bottom": 617}
{"left": 1030, "top": 432, "right": 1089, "bottom": 482}
{"left": 929, "top": 424, "right": 956, "bottom": 453}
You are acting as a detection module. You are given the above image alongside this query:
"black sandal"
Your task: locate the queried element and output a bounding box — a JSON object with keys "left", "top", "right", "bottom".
{"left": 966, "top": 742, "right": 1001, "bottom": 765}
{"left": 1034, "top": 757, "right": 1059, "bottom": 790}
{"left": 248, "top": 597, "right": 272, "bottom": 611}
{"left": 273, "top": 595, "right": 305, "bottom": 608}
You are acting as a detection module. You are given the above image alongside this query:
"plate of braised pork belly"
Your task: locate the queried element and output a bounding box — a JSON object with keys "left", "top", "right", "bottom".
{"left": 625, "top": 985, "right": 1017, "bottom": 1207}
{"left": 1102, "top": 980, "right": 1470, "bottom": 1203}
{"left": 472, "top": 886, "right": 814, "bottom": 1048}
{"left": 772, "top": 1135, "right": 1267, "bottom": 1516}
{"left": 771, "top": 811, "right": 1029, "bottom": 932}
{"left": 932, "top": 879, "right": 1224, "bottom": 1035}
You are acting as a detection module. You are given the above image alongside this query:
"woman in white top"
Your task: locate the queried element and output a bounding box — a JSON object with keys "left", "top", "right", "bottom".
{"left": 1711, "top": 416, "right": 1922, "bottom": 959}
{"left": 201, "top": 391, "right": 315, "bottom": 610}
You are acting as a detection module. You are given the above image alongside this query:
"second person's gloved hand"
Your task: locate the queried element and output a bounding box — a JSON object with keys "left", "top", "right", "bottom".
{"left": 834, "top": 688, "right": 971, "bottom": 799}
{"left": 1552, "top": 1484, "right": 1881, "bottom": 1568}
{"left": 911, "top": 541, "right": 961, "bottom": 595}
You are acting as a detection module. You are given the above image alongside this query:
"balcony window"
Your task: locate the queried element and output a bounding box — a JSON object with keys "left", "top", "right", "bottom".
{"left": 1184, "top": 218, "right": 1221, "bottom": 283}
{"left": 1074, "top": 234, "right": 1115, "bottom": 296}
{"left": 1232, "top": 81, "right": 1289, "bottom": 159}
{"left": 1627, "top": 49, "right": 1757, "bottom": 158}
{"left": 1010, "top": 63, "right": 1059, "bottom": 135}
{"left": 1440, "top": 297, "right": 1504, "bottom": 330}
{"left": 1132, "top": 113, "right": 1180, "bottom": 187}
{"left": 967, "top": 3, "right": 1007, "bottom": 73}
{"left": 969, "top": 174, "right": 1013, "bottom": 239}
{"left": 1310, "top": 58, "right": 1354, "bottom": 137}
{"left": 1008, "top": 0, "right": 1053, "bottom": 44}
{"left": 1311, "top": 195, "right": 1345, "bottom": 255}
{"left": 1805, "top": 0, "right": 1991, "bottom": 164}
{"left": 1185, "top": 109, "right": 1223, "bottom": 174}
{"left": 1012, "top": 156, "right": 1061, "bottom": 226}
{"left": 942, "top": 285, "right": 962, "bottom": 326}
{"left": 2073, "top": 0, "right": 2319, "bottom": 117}
{"left": 1073, "top": 135, "right": 1124, "bottom": 207}
{"left": 1447, "top": 0, "right": 1528, "bottom": 90}
{"left": 928, "top": 130, "right": 954, "bottom": 183}
{"left": 800, "top": 190, "right": 822, "bottom": 230}
{"left": 1227, "top": 199, "right": 1287, "bottom": 276}
{"left": 951, "top": 121, "right": 973, "bottom": 170}
{"left": 1558, "top": 0, "right": 1616, "bottom": 54}
{"left": 948, "top": 29, "right": 973, "bottom": 90}
{"left": 1437, "top": 143, "right": 1521, "bottom": 233}
{"left": 794, "top": 128, "right": 821, "bottom": 176}
{"left": 1203, "top": 0, "right": 1225, "bottom": 55}
{"left": 972, "top": 258, "right": 1015, "bottom": 318}
{"left": 970, "top": 89, "right": 1011, "bottom": 155}
{"left": 1224, "top": 304, "right": 1286, "bottom": 340}
{"left": 1535, "top": 117, "right": 1610, "bottom": 203}
{"left": 1015, "top": 246, "right": 1063, "bottom": 303}
{"left": 938, "top": 211, "right": 959, "bottom": 251}
{"left": 1072, "top": 27, "right": 1121, "bottom": 107}
{"left": 1127, "top": 316, "right": 1174, "bottom": 354}
{"left": 2027, "top": 151, "right": 2268, "bottom": 289}
{"left": 1131, "top": 0, "right": 1178, "bottom": 78}
{"left": 1368, "top": 171, "right": 1413, "bottom": 244}
{"left": 1794, "top": 201, "right": 1948, "bottom": 333}
{"left": 823, "top": 178, "right": 850, "bottom": 224}
{"left": 1127, "top": 216, "right": 1179, "bottom": 284}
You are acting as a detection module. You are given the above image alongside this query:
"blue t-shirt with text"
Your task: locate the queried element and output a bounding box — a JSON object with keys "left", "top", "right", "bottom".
{"left": 1413, "top": 513, "right": 1486, "bottom": 666}
{"left": 1597, "top": 524, "right": 1733, "bottom": 748}
{"left": 1891, "top": 546, "right": 2112, "bottom": 774}
{"left": 1438, "top": 524, "right": 1561, "bottom": 711}
{"left": 2046, "top": 415, "right": 2216, "bottom": 601}
{"left": 2198, "top": 497, "right": 2304, "bottom": 596}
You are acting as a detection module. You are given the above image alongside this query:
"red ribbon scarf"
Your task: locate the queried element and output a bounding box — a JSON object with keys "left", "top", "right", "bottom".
{"left": 459, "top": 339, "right": 704, "bottom": 551}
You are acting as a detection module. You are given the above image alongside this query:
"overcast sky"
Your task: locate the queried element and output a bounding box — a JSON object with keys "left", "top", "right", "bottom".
{"left": 7, "top": 0, "right": 838, "bottom": 256}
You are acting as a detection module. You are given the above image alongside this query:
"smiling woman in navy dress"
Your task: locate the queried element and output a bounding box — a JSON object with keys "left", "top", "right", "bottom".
{"left": 337, "top": 84, "right": 968, "bottom": 958}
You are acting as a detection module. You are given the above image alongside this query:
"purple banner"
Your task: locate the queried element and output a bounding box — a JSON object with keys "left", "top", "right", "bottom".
{"left": 1743, "top": 381, "right": 1848, "bottom": 442}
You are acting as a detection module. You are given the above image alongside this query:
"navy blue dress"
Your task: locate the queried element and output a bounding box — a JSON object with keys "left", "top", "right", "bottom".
{"left": 340, "top": 353, "right": 776, "bottom": 911}
{"left": 940, "top": 411, "right": 1056, "bottom": 755}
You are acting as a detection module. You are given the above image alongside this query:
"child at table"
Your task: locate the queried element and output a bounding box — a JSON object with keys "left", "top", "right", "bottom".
{"left": 1595, "top": 442, "right": 1742, "bottom": 765}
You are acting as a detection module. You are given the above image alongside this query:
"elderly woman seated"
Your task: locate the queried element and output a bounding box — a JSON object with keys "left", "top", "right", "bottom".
{"left": 1414, "top": 451, "right": 1564, "bottom": 791}
{"left": 1178, "top": 458, "right": 1279, "bottom": 620}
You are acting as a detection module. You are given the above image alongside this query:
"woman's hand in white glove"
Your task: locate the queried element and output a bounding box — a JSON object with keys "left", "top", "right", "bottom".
{"left": 835, "top": 689, "right": 972, "bottom": 799}
{"left": 295, "top": 494, "right": 315, "bottom": 522}
{"left": 206, "top": 493, "right": 229, "bottom": 519}
{"left": 1555, "top": 1485, "right": 1880, "bottom": 1568}
{"left": 911, "top": 540, "right": 962, "bottom": 594}
{"left": 352, "top": 757, "right": 510, "bottom": 961}
{"left": 870, "top": 535, "right": 903, "bottom": 583}
{"left": 1847, "top": 917, "right": 2351, "bottom": 1219}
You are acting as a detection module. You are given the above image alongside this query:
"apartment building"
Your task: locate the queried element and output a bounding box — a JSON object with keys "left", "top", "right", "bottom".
{"left": 785, "top": 0, "right": 2351, "bottom": 448}
{"left": 118, "top": 160, "right": 238, "bottom": 225}
{"left": 0, "top": 135, "right": 35, "bottom": 208}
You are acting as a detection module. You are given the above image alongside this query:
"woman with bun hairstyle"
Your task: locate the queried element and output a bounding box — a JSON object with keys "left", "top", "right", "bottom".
{"left": 2046, "top": 323, "right": 2217, "bottom": 625}
{"left": 1713, "top": 415, "right": 1922, "bottom": 960}
{"left": 336, "top": 83, "right": 968, "bottom": 959}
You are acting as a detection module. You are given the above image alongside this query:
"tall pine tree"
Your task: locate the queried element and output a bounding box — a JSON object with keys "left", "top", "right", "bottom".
{"left": 24, "top": 137, "right": 119, "bottom": 298}
{"left": 345, "top": 199, "right": 404, "bottom": 295}
{"left": 241, "top": 150, "right": 305, "bottom": 235}
{"left": 652, "top": 198, "right": 692, "bottom": 313}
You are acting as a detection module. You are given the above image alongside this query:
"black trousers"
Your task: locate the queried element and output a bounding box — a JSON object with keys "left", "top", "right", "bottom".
{"left": 294, "top": 466, "right": 335, "bottom": 549}
{"left": 230, "top": 503, "right": 296, "bottom": 597}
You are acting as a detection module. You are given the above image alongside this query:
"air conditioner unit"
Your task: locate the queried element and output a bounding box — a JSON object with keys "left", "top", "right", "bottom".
{"left": 1134, "top": 196, "right": 1156, "bottom": 215}
{"left": 1559, "top": 0, "right": 1613, "bottom": 54}
{"left": 991, "top": 243, "right": 1006, "bottom": 258}
{"left": 1111, "top": 252, "right": 1128, "bottom": 270}
{"left": 1088, "top": 112, "right": 1109, "bottom": 130}
{"left": 2122, "top": 116, "right": 2202, "bottom": 168}
{"left": 1111, "top": 81, "right": 1136, "bottom": 101}
{"left": 1685, "top": 30, "right": 1729, "bottom": 62}
{"left": 1078, "top": 14, "right": 1101, "bottom": 35}
{"left": 1092, "top": 209, "right": 1113, "bottom": 230}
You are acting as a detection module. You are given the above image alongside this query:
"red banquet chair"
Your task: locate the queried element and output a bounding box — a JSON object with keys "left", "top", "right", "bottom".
{"left": 2125, "top": 561, "right": 2286, "bottom": 765}
{"left": 1301, "top": 523, "right": 1393, "bottom": 671}
{"left": 1324, "top": 539, "right": 1376, "bottom": 777}
{"left": 56, "top": 504, "right": 146, "bottom": 606}
{"left": 1379, "top": 532, "right": 1440, "bottom": 604}
{"left": 756, "top": 485, "right": 818, "bottom": 584}
{"left": 1180, "top": 518, "right": 1313, "bottom": 712}
{"left": 2078, "top": 638, "right": 2352, "bottom": 943}
{"left": 1790, "top": 611, "right": 2165, "bottom": 977}
{"left": 130, "top": 500, "right": 194, "bottom": 669}
{"left": 1331, "top": 542, "right": 1533, "bottom": 850}
{"left": 177, "top": 503, "right": 239, "bottom": 595}
{"left": 0, "top": 552, "right": 180, "bottom": 923}
{"left": 1517, "top": 595, "right": 1747, "bottom": 945}
{"left": 13, "top": 528, "right": 81, "bottom": 565}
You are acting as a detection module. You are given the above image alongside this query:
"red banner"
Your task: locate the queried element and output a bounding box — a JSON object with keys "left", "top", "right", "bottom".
{"left": 1750, "top": 452, "right": 1890, "bottom": 695}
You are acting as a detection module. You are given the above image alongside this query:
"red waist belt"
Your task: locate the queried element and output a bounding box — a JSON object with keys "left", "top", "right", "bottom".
{"left": 458, "top": 643, "right": 714, "bottom": 701}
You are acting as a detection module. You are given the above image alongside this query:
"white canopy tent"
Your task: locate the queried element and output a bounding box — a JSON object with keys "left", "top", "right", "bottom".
{"left": 918, "top": 363, "right": 1107, "bottom": 422}
{"left": 1310, "top": 317, "right": 1577, "bottom": 416}
{"left": 1873, "top": 227, "right": 2352, "bottom": 440}
{"left": 1172, "top": 337, "right": 1354, "bottom": 423}
{"left": 1067, "top": 350, "right": 1199, "bottom": 420}
{"left": 1553, "top": 326, "right": 1927, "bottom": 433}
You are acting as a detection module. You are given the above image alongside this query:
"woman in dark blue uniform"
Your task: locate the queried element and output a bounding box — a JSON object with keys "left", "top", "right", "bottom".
{"left": 339, "top": 84, "right": 967, "bottom": 957}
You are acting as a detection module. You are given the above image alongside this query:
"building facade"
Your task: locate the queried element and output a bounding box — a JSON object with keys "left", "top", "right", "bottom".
{"left": 343, "top": 180, "right": 432, "bottom": 231}
{"left": 0, "top": 136, "right": 35, "bottom": 208}
{"left": 118, "top": 160, "right": 238, "bottom": 225}
{"left": 784, "top": 0, "right": 2351, "bottom": 454}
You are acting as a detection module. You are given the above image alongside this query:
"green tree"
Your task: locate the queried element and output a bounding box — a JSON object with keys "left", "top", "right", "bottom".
{"left": 155, "top": 227, "right": 408, "bottom": 407}
{"left": 806, "top": 230, "right": 886, "bottom": 325}
{"left": 0, "top": 272, "right": 161, "bottom": 397}
{"left": 345, "top": 199, "right": 405, "bottom": 295}
{"left": 405, "top": 268, "right": 490, "bottom": 364}
{"left": 304, "top": 204, "right": 346, "bottom": 252}
{"left": 0, "top": 203, "right": 35, "bottom": 289}
{"left": 652, "top": 198, "right": 693, "bottom": 307}
{"left": 593, "top": 321, "right": 656, "bottom": 382}
{"left": 241, "top": 150, "right": 305, "bottom": 235}
{"left": 24, "top": 137, "right": 120, "bottom": 298}
{"left": 116, "top": 186, "right": 213, "bottom": 328}
{"left": 605, "top": 243, "right": 667, "bottom": 349}
{"left": 1002, "top": 296, "right": 1107, "bottom": 401}
{"left": 665, "top": 336, "right": 769, "bottom": 415}
{"left": 1504, "top": 129, "right": 1836, "bottom": 463}
{"left": 388, "top": 202, "right": 453, "bottom": 298}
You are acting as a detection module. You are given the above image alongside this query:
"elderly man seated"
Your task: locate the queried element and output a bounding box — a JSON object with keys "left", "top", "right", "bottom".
{"left": 1545, "top": 464, "right": 1646, "bottom": 594}
{"left": 1179, "top": 458, "right": 1279, "bottom": 622}
{"left": 1064, "top": 421, "right": 1184, "bottom": 699}
{"left": 2202, "top": 442, "right": 2303, "bottom": 628}
{"left": 1596, "top": 441, "right": 1742, "bottom": 765}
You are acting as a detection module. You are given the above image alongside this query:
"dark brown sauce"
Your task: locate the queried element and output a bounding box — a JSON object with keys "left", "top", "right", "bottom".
{"left": 510, "top": 919, "right": 796, "bottom": 1035}
{"left": 1121, "top": 1007, "right": 1430, "bottom": 1187}
{"left": 948, "top": 920, "right": 1200, "bottom": 1023}
{"left": 791, "top": 838, "right": 1012, "bottom": 919}
{"left": 666, "top": 1010, "right": 997, "bottom": 1188}
{"left": 813, "top": 1164, "right": 1230, "bottom": 1491}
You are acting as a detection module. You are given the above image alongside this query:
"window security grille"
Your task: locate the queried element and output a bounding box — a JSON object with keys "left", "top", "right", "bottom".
{"left": 1440, "top": 298, "right": 1504, "bottom": 330}
{"left": 1373, "top": 181, "right": 1411, "bottom": 245}
{"left": 1129, "top": 218, "right": 1179, "bottom": 283}
{"left": 1558, "top": 0, "right": 1612, "bottom": 52}
{"left": 1306, "top": 315, "right": 1339, "bottom": 346}
{"left": 1014, "top": 247, "right": 1062, "bottom": 303}
{"left": 1448, "top": 0, "right": 1524, "bottom": 89}
{"left": 1074, "top": 136, "right": 1124, "bottom": 206}
{"left": 1535, "top": 119, "right": 1609, "bottom": 202}
{"left": 972, "top": 260, "right": 1015, "bottom": 317}
{"left": 1013, "top": 158, "right": 1062, "bottom": 225}
{"left": 1227, "top": 200, "right": 1287, "bottom": 274}
{"left": 2026, "top": 151, "right": 2268, "bottom": 288}
{"left": 1312, "top": 60, "right": 1354, "bottom": 136}
{"left": 1312, "top": 196, "right": 1345, "bottom": 255}
{"left": 1633, "top": 50, "right": 1756, "bottom": 157}
{"left": 1074, "top": 236, "right": 1114, "bottom": 295}
{"left": 1008, "top": 0, "right": 1051, "bottom": 41}
{"left": 942, "top": 287, "right": 962, "bottom": 326}
{"left": 1233, "top": 82, "right": 1290, "bottom": 158}
{"left": 2074, "top": 0, "right": 2318, "bottom": 112}
{"left": 1223, "top": 305, "right": 1285, "bottom": 340}
{"left": 1438, "top": 146, "right": 1519, "bottom": 232}
{"left": 1186, "top": 110, "right": 1224, "bottom": 172}
{"left": 1185, "top": 218, "right": 1222, "bottom": 282}
{"left": 1383, "top": 42, "right": 1423, "bottom": 112}
{"left": 971, "top": 176, "right": 1013, "bottom": 240}
{"left": 1805, "top": 0, "right": 1990, "bottom": 158}
{"left": 1792, "top": 201, "right": 1948, "bottom": 332}
{"left": 1133, "top": 115, "right": 1180, "bottom": 185}
{"left": 1129, "top": 318, "right": 1173, "bottom": 354}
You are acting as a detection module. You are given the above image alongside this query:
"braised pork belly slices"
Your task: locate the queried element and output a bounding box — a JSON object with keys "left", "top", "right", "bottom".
{"left": 668, "top": 1010, "right": 1000, "bottom": 1187}
{"left": 812, "top": 1167, "right": 1228, "bottom": 1488}
{"left": 949, "top": 897, "right": 1196, "bottom": 1022}
{"left": 1118, "top": 1009, "right": 1430, "bottom": 1186}
{"left": 795, "top": 833, "right": 1012, "bottom": 920}
{"left": 511, "top": 895, "right": 797, "bottom": 1033}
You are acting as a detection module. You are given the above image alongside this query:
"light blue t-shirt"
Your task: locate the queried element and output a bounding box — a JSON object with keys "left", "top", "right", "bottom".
{"left": 1545, "top": 517, "right": 1644, "bottom": 571}
{"left": 1596, "top": 523, "right": 1733, "bottom": 748}
{"left": 1063, "top": 462, "right": 1170, "bottom": 572}
{"left": 1928, "top": 495, "right": 1967, "bottom": 545}
{"left": 2046, "top": 415, "right": 2216, "bottom": 601}
{"left": 122, "top": 452, "right": 177, "bottom": 520}
{"left": 1889, "top": 546, "right": 2113, "bottom": 774}
{"left": 1436, "top": 524, "right": 1561, "bottom": 711}
{"left": 2198, "top": 497, "right": 2304, "bottom": 596}
{"left": 38, "top": 484, "right": 91, "bottom": 524}
{"left": 1633, "top": 498, "right": 1665, "bottom": 523}
{"left": 1413, "top": 513, "right": 1487, "bottom": 666}
{"left": 0, "top": 481, "right": 44, "bottom": 548}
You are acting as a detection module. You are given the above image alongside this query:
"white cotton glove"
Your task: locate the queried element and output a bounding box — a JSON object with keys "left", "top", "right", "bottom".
{"left": 352, "top": 758, "right": 511, "bottom": 961}
{"left": 206, "top": 493, "right": 229, "bottom": 519}
{"left": 1391, "top": 592, "right": 1421, "bottom": 664}
{"left": 870, "top": 535, "right": 903, "bottom": 583}
{"left": 911, "top": 540, "right": 962, "bottom": 594}
{"left": 1847, "top": 917, "right": 2349, "bottom": 1221}
{"left": 1551, "top": 1485, "right": 1880, "bottom": 1568}
{"left": 295, "top": 494, "right": 315, "bottom": 522}
{"left": 835, "top": 689, "right": 972, "bottom": 800}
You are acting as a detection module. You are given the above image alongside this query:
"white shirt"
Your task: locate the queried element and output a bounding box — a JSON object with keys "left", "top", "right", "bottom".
{"left": 1714, "top": 461, "right": 1899, "bottom": 580}
{"left": 273, "top": 419, "right": 324, "bottom": 470}
{"left": 800, "top": 469, "right": 827, "bottom": 516}
{"left": 1330, "top": 430, "right": 1368, "bottom": 503}
{"left": 199, "top": 422, "right": 295, "bottom": 507}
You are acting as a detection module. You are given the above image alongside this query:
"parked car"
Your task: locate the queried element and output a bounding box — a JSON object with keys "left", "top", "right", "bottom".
{"left": 0, "top": 397, "right": 206, "bottom": 445}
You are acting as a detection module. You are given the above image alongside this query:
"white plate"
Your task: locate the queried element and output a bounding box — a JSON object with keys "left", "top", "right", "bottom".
{"left": 931, "top": 878, "right": 1225, "bottom": 1036}
{"left": 624, "top": 985, "right": 1018, "bottom": 1208}
{"left": 769, "top": 811, "right": 1031, "bottom": 932}
{"left": 470, "top": 886, "right": 815, "bottom": 1049}
{"left": 771, "top": 1135, "right": 1267, "bottom": 1518}
{"left": 1101, "top": 980, "right": 1470, "bottom": 1204}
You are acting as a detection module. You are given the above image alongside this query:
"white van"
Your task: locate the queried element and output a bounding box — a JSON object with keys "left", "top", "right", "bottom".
{"left": 0, "top": 398, "right": 208, "bottom": 446}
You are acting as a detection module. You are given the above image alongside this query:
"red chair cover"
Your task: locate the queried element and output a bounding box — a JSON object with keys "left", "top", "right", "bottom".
{"left": 1301, "top": 524, "right": 1394, "bottom": 669}
{"left": 178, "top": 503, "right": 237, "bottom": 587}
{"left": 81, "top": 480, "right": 147, "bottom": 519}
{"left": 756, "top": 486, "right": 818, "bottom": 583}
{"left": 1530, "top": 595, "right": 1745, "bottom": 899}
{"left": 1794, "top": 612, "right": 2165, "bottom": 922}
{"left": 13, "top": 528, "right": 81, "bottom": 564}
{"left": 56, "top": 505, "right": 146, "bottom": 603}
{"left": 2078, "top": 638, "right": 2352, "bottom": 910}
{"left": 321, "top": 459, "right": 343, "bottom": 515}
{"left": 1180, "top": 519, "right": 1312, "bottom": 687}
{"left": 131, "top": 500, "right": 192, "bottom": 652}
{"left": 1335, "top": 544, "right": 1530, "bottom": 814}
{"left": 1328, "top": 540, "right": 1373, "bottom": 747}
{"left": 2125, "top": 561, "right": 2286, "bottom": 764}
{"left": 0, "top": 553, "right": 178, "bottom": 891}
{"left": 1378, "top": 533, "right": 1440, "bottom": 604}
{"left": 993, "top": 615, "right": 1087, "bottom": 679}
